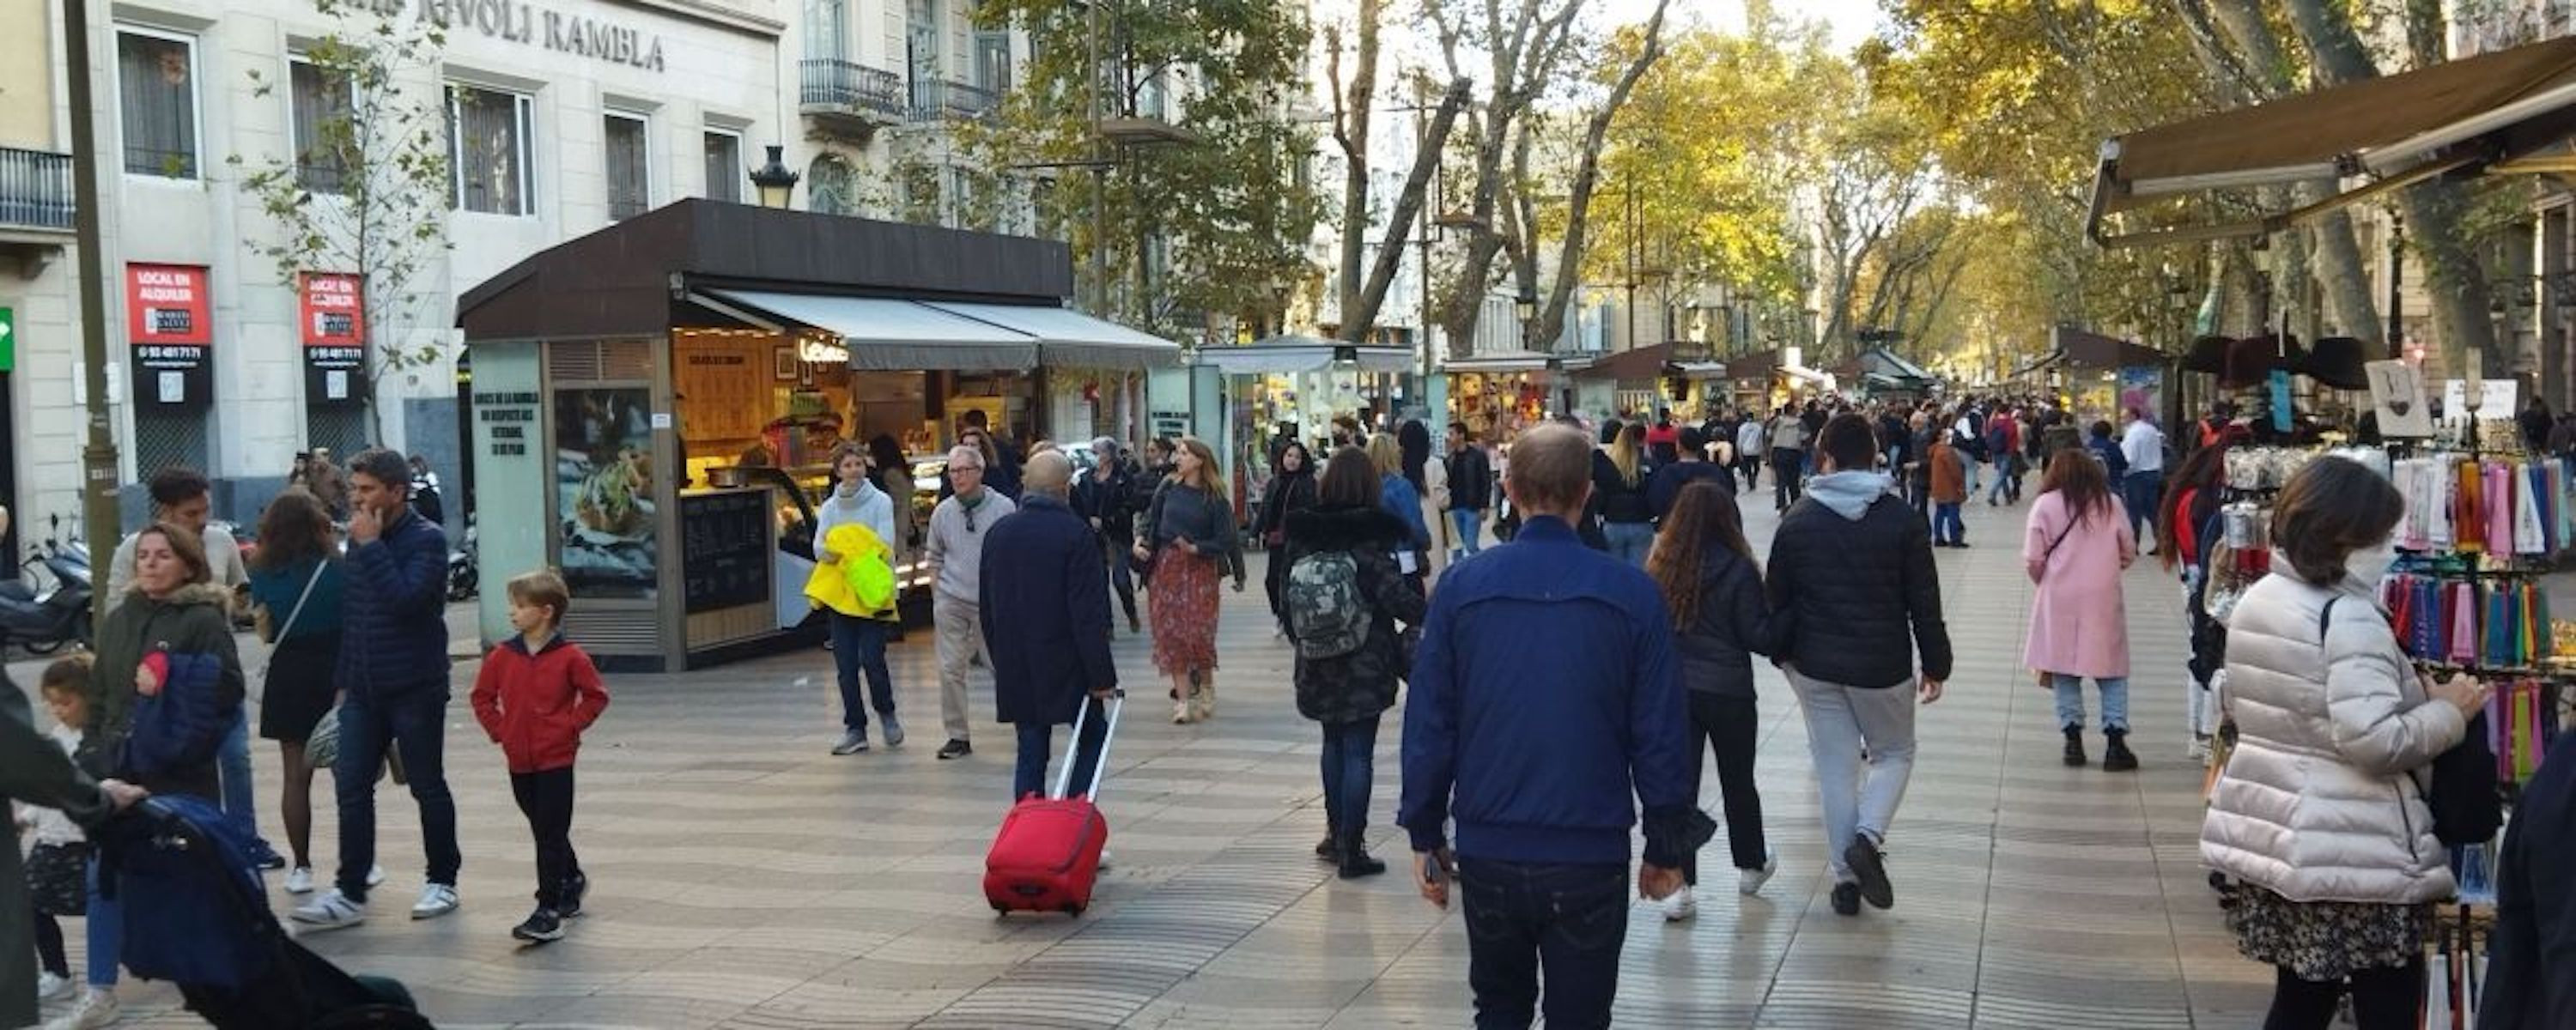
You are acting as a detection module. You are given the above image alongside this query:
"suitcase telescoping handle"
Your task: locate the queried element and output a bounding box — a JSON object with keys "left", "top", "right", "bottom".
{"left": 1053, "top": 689, "right": 1126, "bottom": 802}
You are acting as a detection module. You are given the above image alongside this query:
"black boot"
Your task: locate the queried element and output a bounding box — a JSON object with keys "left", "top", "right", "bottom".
{"left": 1337, "top": 831, "right": 1387, "bottom": 879}
{"left": 2063, "top": 725, "right": 2087, "bottom": 767}
{"left": 2101, "top": 729, "right": 2139, "bottom": 772}
{"left": 1315, "top": 827, "right": 1339, "bottom": 863}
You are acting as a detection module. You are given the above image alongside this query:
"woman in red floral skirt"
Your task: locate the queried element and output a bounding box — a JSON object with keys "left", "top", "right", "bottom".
{"left": 1132, "top": 437, "right": 1243, "bottom": 723}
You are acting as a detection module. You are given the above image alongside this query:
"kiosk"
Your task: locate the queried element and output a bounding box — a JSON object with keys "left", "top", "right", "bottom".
{"left": 455, "top": 200, "right": 1176, "bottom": 670}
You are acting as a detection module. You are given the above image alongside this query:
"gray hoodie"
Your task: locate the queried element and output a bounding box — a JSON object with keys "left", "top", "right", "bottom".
{"left": 1805, "top": 470, "right": 1897, "bottom": 520}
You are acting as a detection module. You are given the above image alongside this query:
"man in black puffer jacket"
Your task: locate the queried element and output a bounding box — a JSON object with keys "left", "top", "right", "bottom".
{"left": 1766, "top": 414, "right": 1951, "bottom": 919}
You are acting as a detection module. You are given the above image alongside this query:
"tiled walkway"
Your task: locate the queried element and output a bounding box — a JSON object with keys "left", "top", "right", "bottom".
{"left": 23, "top": 494, "right": 2277, "bottom": 1027}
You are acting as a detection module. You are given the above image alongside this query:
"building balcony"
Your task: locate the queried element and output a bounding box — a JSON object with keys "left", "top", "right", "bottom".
{"left": 908, "top": 79, "right": 999, "bottom": 123}
{"left": 0, "top": 146, "right": 75, "bottom": 235}
{"left": 799, "top": 59, "right": 906, "bottom": 131}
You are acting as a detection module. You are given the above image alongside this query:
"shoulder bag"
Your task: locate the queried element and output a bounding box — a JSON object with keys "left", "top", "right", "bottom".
{"left": 255, "top": 561, "right": 328, "bottom": 681}
{"left": 2318, "top": 596, "right": 2502, "bottom": 847}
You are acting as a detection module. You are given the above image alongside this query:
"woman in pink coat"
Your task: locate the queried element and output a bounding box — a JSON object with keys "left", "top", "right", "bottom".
{"left": 2024, "top": 449, "right": 2138, "bottom": 771}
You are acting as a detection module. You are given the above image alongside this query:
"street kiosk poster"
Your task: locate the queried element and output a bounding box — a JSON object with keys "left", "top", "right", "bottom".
{"left": 556, "top": 388, "right": 657, "bottom": 598}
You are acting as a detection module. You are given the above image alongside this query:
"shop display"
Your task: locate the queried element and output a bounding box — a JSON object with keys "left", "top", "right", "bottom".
{"left": 556, "top": 387, "right": 657, "bottom": 597}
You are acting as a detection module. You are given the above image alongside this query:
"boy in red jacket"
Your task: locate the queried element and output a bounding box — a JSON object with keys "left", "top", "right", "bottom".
{"left": 471, "top": 570, "right": 610, "bottom": 943}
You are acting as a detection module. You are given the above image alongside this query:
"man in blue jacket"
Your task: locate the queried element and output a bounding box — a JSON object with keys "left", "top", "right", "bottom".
{"left": 1399, "top": 423, "right": 1698, "bottom": 1030}
{"left": 979, "top": 451, "right": 1118, "bottom": 802}
{"left": 293, "top": 448, "right": 459, "bottom": 930}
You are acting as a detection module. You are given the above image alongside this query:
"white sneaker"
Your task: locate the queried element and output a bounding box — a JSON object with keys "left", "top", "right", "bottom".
{"left": 1661, "top": 884, "right": 1698, "bottom": 923}
{"left": 1739, "top": 847, "right": 1779, "bottom": 896}
{"left": 43, "top": 987, "right": 116, "bottom": 1030}
{"left": 34, "top": 971, "right": 70, "bottom": 1000}
{"left": 284, "top": 866, "right": 315, "bottom": 894}
{"left": 2188, "top": 735, "right": 2214, "bottom": 762}
{"left": 290, "top": 888, "right": 367, "bottom": 930}
{"left": 367, "top": 863, "right": 386, "bottom": 887}
{"left": 1097, "top": 848, "right": 1113, "bottom": 872}
{"left": 411, "top": 882, "right": 459, "bottom": 919}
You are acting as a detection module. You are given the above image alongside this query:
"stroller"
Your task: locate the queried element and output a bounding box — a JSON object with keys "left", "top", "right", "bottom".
{"left": 96, "top": 796, "right": 431, "bottom": 1028}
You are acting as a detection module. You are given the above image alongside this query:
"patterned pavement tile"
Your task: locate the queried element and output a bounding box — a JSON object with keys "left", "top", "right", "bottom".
{"left": 16, "top": 498, "right": 2311, "bottom": 1027}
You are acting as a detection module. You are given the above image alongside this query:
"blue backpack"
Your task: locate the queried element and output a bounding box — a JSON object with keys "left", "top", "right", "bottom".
{"left": 103, "top": 796, "right": 281, "bottom": 991}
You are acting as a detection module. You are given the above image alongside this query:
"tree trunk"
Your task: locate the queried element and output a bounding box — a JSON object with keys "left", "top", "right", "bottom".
{"left": 1435, "top": 0, "right": 1584, "bottom": 357}
{"left": 2202, "top": 0, "right": 2384, "bottom": 350}
{"left": 1328, "top": 2, "right": 1382, "bottom": 326}
{"left": 1344, "top": 78, "right": 1472, "bottom": 343}
{"left": 1535, "top": 1, "right": 1666, "bottom": 353}
{"left": 2282, "top": 0, "right": 2497, "bottom": 372}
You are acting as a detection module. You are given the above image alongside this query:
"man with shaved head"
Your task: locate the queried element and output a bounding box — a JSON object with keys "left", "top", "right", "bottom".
{"left": 979, "top": 451, "right": 1118, "bottom": 801}
{"left": 1398, "top": 423, "right": 1700, "bottom": 1028}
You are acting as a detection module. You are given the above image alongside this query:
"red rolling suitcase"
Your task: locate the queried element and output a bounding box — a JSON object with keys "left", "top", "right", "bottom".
{"left": 983, "top": 694, "right": 1122, "bottom": 917}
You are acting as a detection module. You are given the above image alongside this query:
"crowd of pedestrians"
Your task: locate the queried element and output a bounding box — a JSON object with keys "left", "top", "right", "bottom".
{"left": 12, "top": 392, "right": 2576, "bottom": 1030}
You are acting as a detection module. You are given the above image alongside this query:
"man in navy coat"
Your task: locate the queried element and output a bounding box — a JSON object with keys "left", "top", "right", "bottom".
{"left": 980, "top": 451, "right": 1120, "bottom": 800}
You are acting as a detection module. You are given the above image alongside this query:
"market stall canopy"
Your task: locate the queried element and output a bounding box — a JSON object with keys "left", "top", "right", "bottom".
{"left": 1195, "top": 334, "right": 1415, "bottom": 375}
{"left": 1571, "top": 342, "right": 1677, "bottom": 383}
{"left": 1724, "top": 349, "right": 1780, "bottom": 380}
{"left": 1443, "top": 349, "right": 1559, "bottom": 373}
{"left": 2089, "top": 35, "right": 2576, "bottom": 248}
{"left": 459, "top": 198, "right": 1084, "bottom": 348}
{"left": 924, "top": 301, "right": 1178, "bottom": 371}
{"left": 2052, "top": 325, "right": 2167, "bottom": 370}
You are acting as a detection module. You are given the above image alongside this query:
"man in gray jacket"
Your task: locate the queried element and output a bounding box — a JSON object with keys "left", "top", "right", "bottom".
{"left": 924, "top": 445, "right": 1017, "bottom": 760}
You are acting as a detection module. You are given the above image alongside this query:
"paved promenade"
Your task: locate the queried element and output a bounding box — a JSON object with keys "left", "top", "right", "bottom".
{"left": 24, "top": 495, "right": 2277, "bottom": 1028}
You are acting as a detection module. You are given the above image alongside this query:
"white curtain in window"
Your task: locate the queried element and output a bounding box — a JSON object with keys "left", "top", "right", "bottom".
{"left": 703, "top": 132, "right": 741, "bottom": 203}
{"left": 118, "top": 33, "right": 197, "bottom": 178}
{"left": 451, "top": 86, "right": 526, "bottom": 215}
{"left": 291, "top": 61, "right": 352, "bottom": 192}
{"left": 807, "top": 155, "right": 854, "bottom": 215}
{"left": 605, "top": 114, "right": 647, "bottom": 221}
{"left": 805, "top": 0, "right": 845, "bottom": 62}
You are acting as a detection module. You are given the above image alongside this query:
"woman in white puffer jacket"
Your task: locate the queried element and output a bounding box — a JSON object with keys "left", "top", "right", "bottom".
{"left": 2200, "top": 457, "right": 2492, "bottom": 1030}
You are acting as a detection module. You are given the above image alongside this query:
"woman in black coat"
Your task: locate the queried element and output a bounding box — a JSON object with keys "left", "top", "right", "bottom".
{"left": 1643, "top": 481, "right": 1788, "bottom": 920}
{"left": 1280, "top": 446, "right": 1426, "bottom": 879}
{"left": 1255, "top": 441, "right": 1320, "bottom": 637}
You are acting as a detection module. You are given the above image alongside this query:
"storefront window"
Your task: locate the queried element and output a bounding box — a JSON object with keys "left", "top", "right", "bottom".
{"left": 556, "top": 387, "right": 657, "bottom": 598}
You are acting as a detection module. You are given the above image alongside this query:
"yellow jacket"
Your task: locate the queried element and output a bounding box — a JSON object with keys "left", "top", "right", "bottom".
{"left": 805, "top": 522, "right": 898, "bottom": 620}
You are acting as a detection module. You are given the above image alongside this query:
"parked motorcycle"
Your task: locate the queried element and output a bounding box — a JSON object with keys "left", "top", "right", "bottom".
{"left": 447, "top": 517, "right": 477, "bottom": 602}
{"left": 0, "top": 520, "right": 94, "bottom": 653}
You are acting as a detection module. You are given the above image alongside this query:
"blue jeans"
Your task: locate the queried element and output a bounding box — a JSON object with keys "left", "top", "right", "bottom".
{"left": 1449, "top": 508, "right": 1485, "bottom": 560}
{"left": 1603, "top": 522, "right": 1655, "bottom": 567}
{"left": 1319, "top": 716, "right": 1380, "bottom": 836}
{"left": 829, "top": 613, "right": 896, "bottom": 732}
{"left": 1458, "top": 858, "right": 1629, "bottom": 1030}
{"left": 1933, "top": 502, "right": 1964, "bottom": 545}
{"left": 333, "top": 686, "right": 460, "bottom": 900}
{"left": 84, "top": 855, "right": 118, "bottom": 987}
{"left": 2050, "top": 674, "right": 2130, "bottom": 732}
{"left": 1012, "top": 695, "right": 1109, "bottom": 801}
{"left": 218, "top": 708, "right": 274, "bottom": 857}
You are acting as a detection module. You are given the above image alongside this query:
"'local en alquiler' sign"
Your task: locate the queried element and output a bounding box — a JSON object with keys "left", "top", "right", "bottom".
{"left": 301, "top": 272, "right": 368, "bottom": 406}
{"left": 125, "top": 264, "right": 213, "bottom": 407}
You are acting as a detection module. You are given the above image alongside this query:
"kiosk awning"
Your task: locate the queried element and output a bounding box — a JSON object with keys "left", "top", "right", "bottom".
{"left": 927, "top": 301, "right": 1180, "bottom": 371}
{"left": 2090, "top": 36, "right": 2576, "bottom": 247}
{"left": 695, "top": 289, "right": 1039, "bottom": 370}
{"left": 1445, "top": 349, "right": 1557, "bottom": 373}
{"left": 1196, "top": 335, "right": 1415, "bottom": 374}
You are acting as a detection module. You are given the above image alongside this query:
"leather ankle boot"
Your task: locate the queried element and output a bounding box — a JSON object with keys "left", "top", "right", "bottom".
{"left": 2063, "top": 725, "right": 2087, "bottom": 767}
{"left": 1338, "top": 832, "right": 1387, "bottom": 879}
{"left": 2102, "top": 729, "right": 2139, "bottom": 772}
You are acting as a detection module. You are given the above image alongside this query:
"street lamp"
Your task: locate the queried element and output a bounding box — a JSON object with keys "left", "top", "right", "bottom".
{"left": 750, "top": 145, "right": 800, "bottom": 209}
{"left": 1515, "top": 290, "right": 1539, "bottom": 324}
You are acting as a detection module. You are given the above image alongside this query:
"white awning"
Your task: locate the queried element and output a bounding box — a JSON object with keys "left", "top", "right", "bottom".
{"left": 1196, "top": 335, "right": 1416, "bottom": 374}
{"left": 1443, "top": 349, "right": 1557, "bottom": 373}
{"left": 696, "top": 289, "right": 1037, "bottom": 370}
{"left": 926, "top": 301, "right": 1180, "bottom": 371}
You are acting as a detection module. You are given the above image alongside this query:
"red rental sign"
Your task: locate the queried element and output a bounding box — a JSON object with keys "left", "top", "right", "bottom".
{"left": 300, "top": 272, "right": 365, "bottom": 348}
{"left": 125, "top": 264, "right": 210, "bottom": 345}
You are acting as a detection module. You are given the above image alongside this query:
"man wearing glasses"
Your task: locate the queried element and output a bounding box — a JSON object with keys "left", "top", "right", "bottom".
{"left": 925, "top": 445, "right": 1016, "bottom": 760}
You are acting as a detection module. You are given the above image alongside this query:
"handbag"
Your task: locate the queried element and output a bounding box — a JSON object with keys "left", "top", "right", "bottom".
{"left": 2318, "top": 597, "right": 2503, "bottom": 847}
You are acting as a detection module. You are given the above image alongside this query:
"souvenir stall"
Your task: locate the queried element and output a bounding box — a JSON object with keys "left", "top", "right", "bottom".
{"left": 1572, "top": 342, "right": 1683, "bottom": 420}
{"left": 456, "top": 200, "right": 1176, "bottom": 671}
{"left": 1444, "top": 350, "right": 1564, "bottom": 444}
{"left": 2202, "top": 417, "right": 2574, "bottom": 1026}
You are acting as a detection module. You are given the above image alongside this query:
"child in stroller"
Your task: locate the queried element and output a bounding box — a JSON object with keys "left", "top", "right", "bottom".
{"left": 94, "top": 795, "right": 429, "bottom": 1028}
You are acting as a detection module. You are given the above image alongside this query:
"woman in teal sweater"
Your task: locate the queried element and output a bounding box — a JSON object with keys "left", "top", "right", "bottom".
{"left": 246, "top": 489, "right": 348, "bottom": 891}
